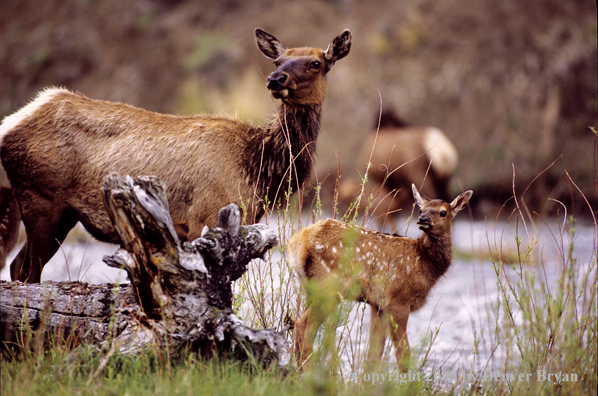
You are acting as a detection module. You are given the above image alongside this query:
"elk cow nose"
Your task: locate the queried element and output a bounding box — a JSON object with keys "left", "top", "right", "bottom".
{"left": 267, "top": 73, "right": 288, "bottom": 89}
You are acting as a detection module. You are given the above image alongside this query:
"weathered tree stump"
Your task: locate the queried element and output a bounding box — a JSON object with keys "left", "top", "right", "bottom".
{"left": 0, "top": 174, "right": 289, "bottom": 367}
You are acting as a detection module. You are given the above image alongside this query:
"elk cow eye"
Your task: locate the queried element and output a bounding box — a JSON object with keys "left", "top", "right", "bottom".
{"left": 440, "top": 210, "right": 447, "bottom": 217}
{"left": 310, "top": 61, "right": 321, "bottom": 69}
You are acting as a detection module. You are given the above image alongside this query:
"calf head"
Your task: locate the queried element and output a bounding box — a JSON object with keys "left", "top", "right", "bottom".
{"left": 413, "top": 184, "right": 472, "bottom": 237}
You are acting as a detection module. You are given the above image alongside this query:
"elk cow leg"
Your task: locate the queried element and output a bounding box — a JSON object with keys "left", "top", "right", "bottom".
{"left": 11, "top": 200, "right": 78, "bottom": 282}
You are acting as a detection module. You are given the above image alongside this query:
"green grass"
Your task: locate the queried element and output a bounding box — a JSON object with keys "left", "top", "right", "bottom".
{"left": 2, "top": 140, "right": 597, "bottom": 395}
{"left": 1, "top": 344, "right": 430, "bottom": 396}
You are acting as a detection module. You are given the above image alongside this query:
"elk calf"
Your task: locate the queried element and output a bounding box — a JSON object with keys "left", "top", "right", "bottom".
{"left": 0, "top": 28, "right": 351, "bottom": 282}
{"left": 288, "top": 184, "right": 472, "bottom": 368}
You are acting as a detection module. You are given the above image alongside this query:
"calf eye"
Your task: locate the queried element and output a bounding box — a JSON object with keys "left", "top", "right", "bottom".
{"left": 273, "top": 60, "right": 280, "bottom": 67}
{"left": 310, "top": 61, "right": 321, "bottom": 69}
{"left": 440, "top": 210, "right": 447, "bottom": 217}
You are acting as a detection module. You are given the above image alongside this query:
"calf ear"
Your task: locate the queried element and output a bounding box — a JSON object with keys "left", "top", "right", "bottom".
{"left": 255, "top": 28, "right": 286, "bottom": 60}
{"left": 412, "top": 184, "right": 428, "bottom": 208}
{"left": 324, "top": 29, "right": 352, "bottom": 69}
{"left": 450, "top": 190, "right": 473, "bottom": 215}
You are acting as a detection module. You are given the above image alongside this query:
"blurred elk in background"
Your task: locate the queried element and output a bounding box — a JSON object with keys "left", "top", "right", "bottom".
{"left": 336, "top": 109, "right": 459, "bottom": 223}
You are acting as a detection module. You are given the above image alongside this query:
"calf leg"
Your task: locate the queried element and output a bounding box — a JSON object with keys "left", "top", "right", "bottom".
{"left": 294, "top": 307, "right": 326, "bottom": 370}
{"left": 366, "top": 303, "right": 388, "bottom": 363}
{"left": 294, "top": 308, "right": 314, "bottom": 368}
{"left": 387, "top": 305, "right": 410, "bottom": 371}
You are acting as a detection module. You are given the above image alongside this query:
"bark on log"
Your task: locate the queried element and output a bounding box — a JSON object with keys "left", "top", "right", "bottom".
{"left": 0, "top": 174, "right": 289, "bottom": 367}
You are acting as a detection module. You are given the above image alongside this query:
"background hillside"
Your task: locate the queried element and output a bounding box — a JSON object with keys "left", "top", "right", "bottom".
{"left": 1, "top": 0, "right": 596, "bottom": 218}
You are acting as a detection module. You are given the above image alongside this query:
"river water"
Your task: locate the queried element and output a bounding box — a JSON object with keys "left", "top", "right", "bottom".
{"left": 2, "top": 216, "right": 596, "bottom": 378}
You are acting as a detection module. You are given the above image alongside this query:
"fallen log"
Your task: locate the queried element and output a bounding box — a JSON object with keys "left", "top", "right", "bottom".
{"left": 0, "top": 174, "right": 289, "bottom": 367}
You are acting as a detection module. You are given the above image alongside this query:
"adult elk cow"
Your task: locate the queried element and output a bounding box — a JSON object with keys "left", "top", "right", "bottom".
{"left": 0, "top": 28, "right": 352, "bottom": 282}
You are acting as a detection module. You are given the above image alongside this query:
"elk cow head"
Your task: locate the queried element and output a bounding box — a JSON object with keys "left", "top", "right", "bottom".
{"left": 255, "top": 29, "right": 351, "bottom": 106}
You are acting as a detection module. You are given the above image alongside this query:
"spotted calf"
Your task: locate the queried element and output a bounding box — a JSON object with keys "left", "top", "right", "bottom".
{"left": 288, "top": 184, "right": 472, "bottom": 369}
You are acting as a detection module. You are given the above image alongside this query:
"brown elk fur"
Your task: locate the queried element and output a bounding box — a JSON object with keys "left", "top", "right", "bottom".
{"left": 337, "top": 110, "right": 459, "bottom": 220}
{"left": 0, "top": 28, "right": 351, "bottom": 282}
{"left": 0, "top": 169, "right": 20, "bottom": 271}
{"left": 288, "top": 184, "right": 472, "bottom": 369}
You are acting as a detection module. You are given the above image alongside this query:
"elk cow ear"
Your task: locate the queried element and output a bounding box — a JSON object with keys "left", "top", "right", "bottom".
{"left": 324, "top": 29, "right": 352, "bottom": 69}
{"left": 255, "top": 28, "right": 287, "bottom": 60}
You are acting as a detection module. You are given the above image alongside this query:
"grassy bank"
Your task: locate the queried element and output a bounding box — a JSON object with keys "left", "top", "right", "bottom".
{"left": 2, "top": 153, "right": 597, "bottom": 395}
{"left": 2, "top": 218, "right": 595, "bottom": 395}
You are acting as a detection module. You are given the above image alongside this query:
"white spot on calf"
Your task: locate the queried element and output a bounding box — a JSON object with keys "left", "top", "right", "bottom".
{"left": 315, "top": 242, "right": 324, "bottom": 251}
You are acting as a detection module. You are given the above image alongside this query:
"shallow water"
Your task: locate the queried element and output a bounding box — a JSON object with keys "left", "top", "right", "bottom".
{"left": 2, "top": 217, "right": 596, "bottom": 377}
{"left": 1, "top": 226, "right": 128, "bottom": 284}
